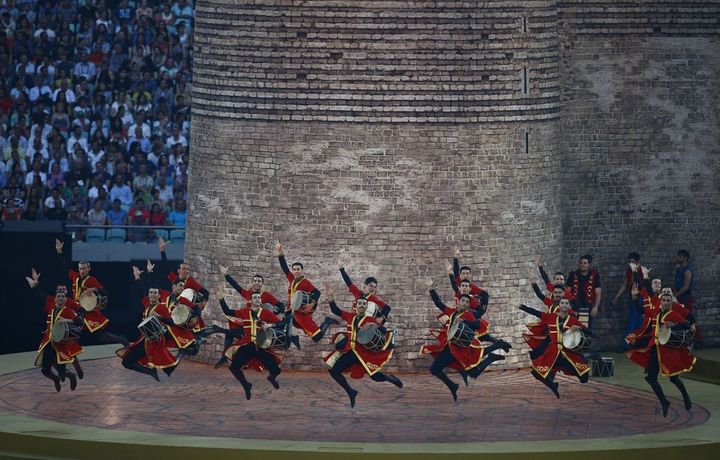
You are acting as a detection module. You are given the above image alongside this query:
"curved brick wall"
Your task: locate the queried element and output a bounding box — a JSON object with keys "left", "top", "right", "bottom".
{"left": 187, "top": 1, "right": 719, "bottom": 370}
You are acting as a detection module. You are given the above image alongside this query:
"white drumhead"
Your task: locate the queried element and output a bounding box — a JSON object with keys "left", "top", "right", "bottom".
{"left": 79, "top": 290, "right": 97, "bottom": 311}
{"left": 562, "top": 329, "right": 581, "bottom": 349}
{"left": 171, "top": 304, "right": 191, "bottom": 325}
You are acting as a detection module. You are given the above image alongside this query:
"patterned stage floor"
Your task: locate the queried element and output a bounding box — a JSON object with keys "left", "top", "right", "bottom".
{"left": 0, "top": 358, "right": 709, "bottom": 444}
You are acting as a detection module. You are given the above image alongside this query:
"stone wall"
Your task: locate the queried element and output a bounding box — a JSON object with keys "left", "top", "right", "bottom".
{"left": 187, "top": 0, "right": 719, "bottom": 371}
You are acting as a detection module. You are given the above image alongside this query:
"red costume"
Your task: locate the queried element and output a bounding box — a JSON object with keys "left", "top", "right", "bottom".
{"left": 164, "top": 295, "right": 197, "bottom": 349}
{"left": 527, "top": 311, "right": 590, "bottom": 379}
{"left": 68, "top": 270, "right": 109, "bottom": 332}
{"left": 285, "top": 274, "right": 321, "bottom": 337}
{"left": 115, "top": 301, "right": 179, "bottom": 369}
{"left": 625, "top": 308, "right": 696, "bottom": 376}
{"left": 421, "top": 307, "right": 488, "bottom": 371}
{"left": 35, "top": 306, "right": 84, "bottom": 367}
{"left": 323, "top": 311, "right": 395, "bottom": 379}
{"left": 224, "top": 307, "right": 283, "bottom": 372}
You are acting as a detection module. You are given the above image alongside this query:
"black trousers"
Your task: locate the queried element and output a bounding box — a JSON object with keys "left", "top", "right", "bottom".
{"left": 230, "top": 345, "right": 281, "bottom": 377}
{"left": 41, "top": 345, "right": 66, "bottom": 377}
{"left": 330, "top": 351, "right": 391, "bottom": 383}
{"left": 536, "top": 353, "right": 589, "bottom": 383}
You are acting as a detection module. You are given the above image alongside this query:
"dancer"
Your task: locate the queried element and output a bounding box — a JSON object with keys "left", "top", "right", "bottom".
{"left": 34, "top": 289, "right": 83, "bottom": 392}
{"left": 323, "top": 286, "right": 402, "bottom": 408}
{"left": 452, "top": 249, "right": 489, "bottom": 307}
{"left": 213, "top": 265, "right": 298, "bottom": 369}
{"left": 338, "top": 266, "right": 392, "bottom": 322}
{"left": 222, "top": 290, "right": 284, "bottom": 400}
{"left": 518, "top": 299, "right": 592, "bottom": 398}
{"left": 625, "top": 291, "right": 696, "bottom": 417}
{"left": 115, "top": 266, "right": 180, "bottom": 380}
{"left": 534, "top": 256, "right": 575, "bottom": 302}
{"left": 421, "top": 282, "right": 507, "bottom": 401}
{"left": 274, "top": 240, "right": 337, "bottom": 341}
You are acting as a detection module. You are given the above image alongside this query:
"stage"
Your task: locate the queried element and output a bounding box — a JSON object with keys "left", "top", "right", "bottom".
{"left": 0, "top": 346, "right": 718, "bottom": 459}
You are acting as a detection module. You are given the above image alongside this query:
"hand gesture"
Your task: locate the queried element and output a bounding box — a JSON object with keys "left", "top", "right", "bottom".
{"left": 445, "top": 261, "right": 453, "bottom": 275}
{"left": 273, "top": 239, "right": 283, "bottom": 255}
{"left": 132, "top": 266, "right": 143, "bottom": 280}
{"left": 146, "top": 259, "right": 155, "bottom": 273}
{"left": 527, "top": 267, "right": 537, "bottom": 283}
{"left": 641, "top": 265, "right": 651, "bottom": 279}
{"left": 219, "top": 264, "right": 229, "bottom": 276}
{"left": 25, "top": 268, "right": 41, "bottom": 288}
{"left": 535, "top": 256, "right": 542, "bottom": 267}
{"left": 629, "top": 262, "right": 638, "bottom": 272}
{"left": 454, "top": 248, "right": 461, "bottom": 257}
{"left": 425, "top": 278, "right": 434, "bottom": 292}
{"left": 55, "top": 238, "right": 64, "bottom": 254}
{"left": 324, "top": 284, "right": 334, "bottom": 301}
{"left": 216, "top": 283, "right": 225, "bottom": 297}
{"left": 158, "top": 236, "right": 167, "bottom": 252}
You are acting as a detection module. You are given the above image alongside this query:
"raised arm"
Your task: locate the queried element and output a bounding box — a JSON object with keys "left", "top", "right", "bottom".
{"left": 531, "top": 282, "right": 546, "bottom": 302}
{"left": 328, "top": 300, "right": 343, "bottom": 317}
{"left": 518, "top": 304, "right": 542, "bottom": 318}
{"left": 55, "top": 238, "right": 71, "bottom": 275}
{"left": 274, "top": 240, "right": 291, "bottom": 276}
{"left": 429, "top": 288, "right": 446, "bottom": 312}
{"left": 219, "top": 297, "right": 238, "bottom": 317}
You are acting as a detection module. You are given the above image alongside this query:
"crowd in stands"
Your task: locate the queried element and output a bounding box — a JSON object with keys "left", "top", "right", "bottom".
{"left": 0, "top": 0, "right": 192, "bottom": 243}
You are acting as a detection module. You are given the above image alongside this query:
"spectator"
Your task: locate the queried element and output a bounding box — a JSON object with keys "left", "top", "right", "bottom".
{"left": 22, "top": 200, "right": 42, "bottom": 221}
{"left": 127, "top": 197, "right": 149, "bottom": 242}
{"left": 66, "top": 205, "right": 87, "bottom": 242}
{"left": 107, "top": 198, "right": 128, "bottom": 226}
{"left": 156, "top": 173, "right": 174, "bottom": 204}
{"left": 24, "top": 160, "right": 47, "bottom": 187}
{"left": 168, "top": 198, "right": 186, "bottom": 228}
{"left": 65, "top": 184, "right": 88, "bottom": 214}
{"left": 109, "top": 173, "right": 133, "bottom": 209}
{"left": 44, "top": 187, "right": 66, "bottom": 209}
{"left": 87, "top": 199, "right": 107, "bottom": 226}
{"left": 148, "top": 202, "right": 167, "bottom": 226}
{"left": 47, "top": 162, "right": 66, "bottom": 190}
{"left": 45, "top": 196, "right": 68, "bottom": 221}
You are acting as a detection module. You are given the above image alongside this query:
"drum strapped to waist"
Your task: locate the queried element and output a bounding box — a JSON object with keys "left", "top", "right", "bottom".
{"left": 561, "top": 328, "right": 592, "bottom": 352}
{"left": 364, "top": 301, "right": 385, "bottom": 320}
{"left": 50, "top": 320, "right": 82, "bottom": 344}
{"left": 256, "top": 327, "right": 289, "bottom": 349}
{"left": 447, "top": 320, "right": 475, "bottom": 348}
{"left": 658, "top": 326, "right": 694, "bottom": 348}
{"left": 79, "top": 289, "right": 107, "bottom": 311}
{"left": 356, "top": 323, "right": 386, "bottom": 352}
{"left": 171, "top": 304, "right": 193, "bottom": 327}
{"left": 291, "top": 291, "right": 314, "bottom": 312}
{"left": 138, "top": 315, "right": 167, "bottom": 342}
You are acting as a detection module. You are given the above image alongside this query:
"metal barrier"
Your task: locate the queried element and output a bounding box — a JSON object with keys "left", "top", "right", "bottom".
{"left": 64, "top": 224, "right": 186, "bottom": 243}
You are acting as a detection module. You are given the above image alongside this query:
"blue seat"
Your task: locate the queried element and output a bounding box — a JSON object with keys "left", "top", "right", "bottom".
{"left": 153, "top": 229, "right": 169, "bottom": 241}
{"left": 169, "top": 229, "right": 185, "bottom": 243}
{"left": 85, "top": 228, "right": 106, "bottom": 243}
{"left": 106, "top": 228, "right": 127, "bottom": 243}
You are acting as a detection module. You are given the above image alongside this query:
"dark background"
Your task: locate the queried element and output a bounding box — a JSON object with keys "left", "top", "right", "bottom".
{"left": 0, "top": 231, "right": 176, "bottom": 354}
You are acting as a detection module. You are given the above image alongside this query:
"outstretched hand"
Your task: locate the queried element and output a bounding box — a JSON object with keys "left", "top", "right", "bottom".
{"left": 158, "top": 236, "right": 167, "bottom": 252}
{"left": 132, "top": 266, "right": 143, "bottom": 280}
{"left": 146, "top": 259, "right": 155, "bottom": 273}
{"left": 273, "top": 239, "right": 283, "bottom": 255}
{"left": 219, "top": 264, "right": 229, "bottom": 276}
{"left": 55, "top": 238, "right": 64, "bottom": 254}
{"left": 445, "top": 261, "right": 453, "bottom": 275}
{"left": 454, "top": 248, "right": 461, "bottom": 257}
{"left": 535, "top": 256, "right": 542, "bottom": 267}
{"left": 324, "top": 284, "right": 334, "bottom": 300}
{"left": 25, "top": 268, "right": 41, "bottom": 288}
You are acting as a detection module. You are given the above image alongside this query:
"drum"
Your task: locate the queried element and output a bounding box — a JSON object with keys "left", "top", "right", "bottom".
{"left": 356, "top": 324, "right": 386, "bottom": 352}
{"left": 291, "top": 291, "right": 312, "bottom": 311}
{"left": 658, "top": 326, "right": 694, "bottom": 348}
{"left": 79, "top": 289, "right": 104, "bottom": 311}
{"left": 138, "top": 315, "right": 167, "bottom": 342}
{"left": 50, "top": 321, "right": 82, "bottom": 344}
{"left": 447, "top": 320, "right": 475, "bottom": 348}
{"left": 256, "top": 327, "right": 289, "bottom": 349}
{"left": 171, "top": 304, "right": 192, "bottom": 327}
{"left": 562, "top": 328, "right": 592, "bottom": 352}
{"left": 364, "top": 301, "right": 385, "bottom": 319}
{"left": 591, "top": 357, "right": 614, "bottom": 377}
{"left": 180, "top": 288, "right": 197, "bottom": 304}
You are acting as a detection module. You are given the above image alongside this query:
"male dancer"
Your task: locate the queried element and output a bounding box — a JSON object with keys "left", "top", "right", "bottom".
{"left": 534, "top": 256, "right": 575, "bottom": 302}
{"left": 518, "top": 299, "right": 592, "bottom": 398}
{"left": 221, "top": 291, "right": 284, "bottom": 400}
{"left": 274, "top": 240, "right": 337, "bottom": 341}
{"left": 323, "top": 286, "right": 402, "bottom": 408}
{"left": 626, "top": 291, "right": 695, "bottom": 416}
{"left": 338, "top": 266, "right": 392, "bottom": 322}
{"left": 421, "top": 282, "right": 507, "bottom": 401}
{"left": 115, "top": 266, "right": 180, "bottom": 380}
{"left": 215, "top": 265, "right": 298, "bottom": 366}
{"left": 34, "top": 289, "right": 83, "bottom": 391}
{"left": 452, "top": 249, "right": 489, "bottom": 307}
{"left": 158, "top": 237, "right": 208, "bottom": 332}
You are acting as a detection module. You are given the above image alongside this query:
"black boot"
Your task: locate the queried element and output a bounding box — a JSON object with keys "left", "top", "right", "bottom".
{"left": 66, "top": 371, "right": 78, "bottom": 391}
{"left": 42, "top": 369, "right": 61, "bottom": 392}
{"left": 671, "top": 377, "right": 692, "bottom": 410}
{"left": 291, "top": 335, "right": 301, "bottom": 350}
{"left": 385, "top": 374, "right": 403, "bottom": 389}
{"left": 230, "top": 366, "right": 252, "bottom": 400}
{"left": 469, "top": 353, "right": 505, "bottom": 379}
{"left": 313, "top": 317, "right": 339, "bottom": 342}
{"left": 460, "top": 372, "right": 469, "bottom": 386}
{"left": 329, "top": 369, "right": 358, "bottom": 407}
{"left": 214, "top": 356, "right": 228, "bottom": 369}
{"left": 72, "top": 359, "right": 84, "bottom": 379}
{"left": 531, "top": 370, "right": 559, "bottom": 398}
{"left": 267, "top": 374, "right": 280, "bottom": 390}
{"left": 432, "top": 370, "right": 459, "bottom": 401}
{"left": 163, "top": 365, "right": 178, "bottom": 377}
{"left": 124, "top": 361, "right": 160, "bottom": 381}
{"left": 645, "top": 376, "right": 670, "bottom": 417}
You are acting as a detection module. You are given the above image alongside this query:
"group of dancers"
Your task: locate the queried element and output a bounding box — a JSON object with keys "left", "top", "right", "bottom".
{"left": 28, "top": 241, "right": 696, "bottom": 414}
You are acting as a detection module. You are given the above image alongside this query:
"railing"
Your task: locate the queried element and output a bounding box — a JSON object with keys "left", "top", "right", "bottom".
{"left": 64, "top": 224, "right": 186, "bottom": 244}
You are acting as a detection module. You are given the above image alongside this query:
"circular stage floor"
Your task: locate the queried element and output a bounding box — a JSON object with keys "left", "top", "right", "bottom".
{"left": 0, "top": 358, "right": 709, "bottom": 444}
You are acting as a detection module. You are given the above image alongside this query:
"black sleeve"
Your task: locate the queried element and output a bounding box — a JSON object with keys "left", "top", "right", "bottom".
{"left": 159, "top": 316, "right": 175, "bottom": 326}
{"left": 57, "top": 251, "right": 70, "bottom": 277}
{"left": 477, "top": 290, "right": 489, "bottom": 307}
{"left": 429, "top": 289, "right": 446, "bottom": 312}
{"left": 159, "top": 249, "right": 173, "bottom": 278}
{"left": 31, "top": 282, "right": 46, "bottom": 306}
{"left": 469, "top": 308, "right": 482, "bottom": 321}
{"left": 199, "top": 287, "right": 210, "bottom": 302}
{"left": 219, "top": 298, "right": 237, "bottom": 316}
{"left": 453, "top": 257, "right": 460, "bottom": 279}
{"left": 225, "top": 274, "right": 243, "bottom": 295}
{"left": 539, "top": 265, "right": 551, "bottom": 286}
{"left": 378, "top": 325, "right": 388, "bottom": 335}
{"left": 632, "top": 297, "right": 644, "bottom": 315}
{"left": 339, "top": 268, "right": 352, "bottom": 288}
{"left": 328, "top": 300, "right": 343, "bottom": 317}
{"left": 531, "top": 282, "right": 546, "bottom": 302}
{"left": 309, "top": 287, "right": 321, "bottom": 302}
{"left": 73, "top": 312, "right": 85, "bottom": 326}
{"left": 462, "top": 319, "right": 481, "bottom": 329}
{"left": 519, "top": 304, "right": 542, "bottom": 318}
{"left": 449, "top": 274, "right": 459, "bottom": 293}
{"left": 278, "top": 255, "right": 290, "bottom": 275}
{"left": 380, "top": 304, "right": 391, "bottom": 319}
